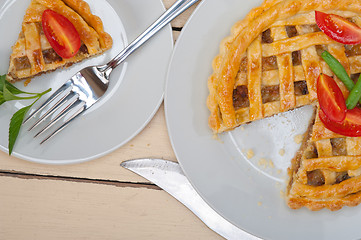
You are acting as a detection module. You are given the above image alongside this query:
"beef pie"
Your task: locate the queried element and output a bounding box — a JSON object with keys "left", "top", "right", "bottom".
{"left": 7, "top": 0, "right": 112, "bottom": 82}
{"left": 207, "top": 0, "right": 361, "bottom": 210}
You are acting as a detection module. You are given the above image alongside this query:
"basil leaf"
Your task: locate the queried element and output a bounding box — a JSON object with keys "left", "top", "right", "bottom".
{"left": 0, "top": 92, "right": 5, "bottom": 106}
{"left": 0, "top": 74, "right": 37, "bottom": 95}
{"left": 3, "top": 85, "right": 38, "bottom": 101}
{"left": 5, "top": 81, "right": 27, "bottom": 95}
{"left": 8, "top": 105, "right": 32, "bottom": 155}
{"left": 0, "top": 75, "right": 22, "bottom": 95}
{"left": 0, "top": 75, "right": 5, "bottom": 93}
{"left": 3, "top": 86, "right": 26, "bottom": 101}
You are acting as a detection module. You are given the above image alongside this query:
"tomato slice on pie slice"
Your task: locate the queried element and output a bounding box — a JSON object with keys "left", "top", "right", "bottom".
{"left": 317, "top": 73, "right": 347, "bottom": 123}
{"left": 315, "top": 11, "right": 361, "bottom": 45}
{"left": 319, "top": 107, "right": 361, "bottom": 137}
{"left": 42, "top": 9, "right": 81, "bottom": 59}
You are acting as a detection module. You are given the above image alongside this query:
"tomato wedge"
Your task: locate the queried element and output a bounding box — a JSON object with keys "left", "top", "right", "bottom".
{"left": 319, "top": 108, "right": 361, "bottom": 137}
{"left": 317, "top": 73, "right": 347, "bottom": 123}
{"left": 42, "top": 9, "right": 81, "bottom": 59}
{"left": 315, "top": 11, "right": 361, "bottom": 45}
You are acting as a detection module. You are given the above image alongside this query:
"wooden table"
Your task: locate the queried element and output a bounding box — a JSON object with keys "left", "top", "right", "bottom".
{"left": 0, "top": 1, "right": 224, "bottom": 239}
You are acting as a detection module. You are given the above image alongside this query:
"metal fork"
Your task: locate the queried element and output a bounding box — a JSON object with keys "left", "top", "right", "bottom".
{"left": 23, "top": 0, "right": 199, "bottom": 144}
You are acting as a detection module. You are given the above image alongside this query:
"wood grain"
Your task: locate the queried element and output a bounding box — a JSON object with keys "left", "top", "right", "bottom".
{"left": 0, "top": 176, "right": 221, "bottom": 240}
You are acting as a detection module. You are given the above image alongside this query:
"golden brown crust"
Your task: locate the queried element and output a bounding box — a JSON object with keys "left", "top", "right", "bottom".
{"left": 207, "top": 0, "right": 361, "bottom": 133}
{"left": 287, "top": 108, "right": 361, "bottom": 211}
{"left": 7, "top": 0, "right": 113, "bottom": 82}
{"left": 61, "top": 0, "right": 112, "bottom": 50}
{"left": 208, "top": 0, "right": 361, "bottom": 211}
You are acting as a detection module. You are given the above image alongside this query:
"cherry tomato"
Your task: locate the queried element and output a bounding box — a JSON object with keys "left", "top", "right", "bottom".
{"left": 42, "top": 9, "right": 81, "bottom": 59}
{"left": 319, "top": 108, "right": 361, "bottom": 137}
{"left": 315, "top": 11, "right": 361, "bottom": 45}
{"left": 317, "top": 73, "right": 347, "bottom": 123}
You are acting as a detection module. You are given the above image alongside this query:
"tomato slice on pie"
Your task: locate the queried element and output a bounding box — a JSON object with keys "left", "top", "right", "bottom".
{"left": 315, "top": 11, "right": 361, "bottom": 45}
{"left": 319, "top": 107, "right": 361, "bottom": 137}
{"left": 42, "top": 9, "right": 81, "bottom": 59}
{"left": 317, "top": 73, "right": 347, "bottom": 123}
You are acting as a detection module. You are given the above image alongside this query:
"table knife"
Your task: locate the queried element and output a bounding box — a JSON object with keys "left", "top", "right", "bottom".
{"left": 120, "top": 158, "right": 260, "bottom": 240}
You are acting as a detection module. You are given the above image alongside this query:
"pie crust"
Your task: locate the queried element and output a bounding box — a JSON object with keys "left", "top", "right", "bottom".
{"left": 7, "top": 0, "right": 113, "bottom": 82}
{"left": 207, "top": 0, "right": 361, "bottom": 210}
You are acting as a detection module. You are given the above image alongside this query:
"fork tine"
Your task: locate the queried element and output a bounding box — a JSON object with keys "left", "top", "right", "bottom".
{"left": 40, "top": 105, "right": 87, "bottom": 144}
{"left": 23, "top": 80, "right": 72, "bottom": 124}
{"left": 34, "top": 97, "right": 83, "bottom": 138}
{"left": 27, "top": 90, "right": 75, "bottom": 131}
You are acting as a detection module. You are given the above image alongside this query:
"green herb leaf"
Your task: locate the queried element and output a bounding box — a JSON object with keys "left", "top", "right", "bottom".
{"left": 0, "top": 75, "right": 38, "bottom": 95}
{"left": 8, "top": 105, "right": 32, "bottom": 155}
{"left": 5, "top": 82, "right": 26, "bottom": 95}
{"left": 0, "top": 74, "right": 52, "bottom": 154}
{"left": 0, "top": 75, "right": 37, "bottom": 95}
{"left": 3, "top": 85, "right": 38, "bottom": 101}
{"left": 0, "top": 92, "right": 5, "bottom": 106}
{"left": 0, "top": 75, "right": 5, "bottom": 93}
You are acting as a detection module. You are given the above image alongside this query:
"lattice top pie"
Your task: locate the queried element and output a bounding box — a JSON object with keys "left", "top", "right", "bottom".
{"left": 207, "top": 0, "right": 361, "bottom": 210}
{"left": 7, "top": 0, "right": 112, "bottom": 82}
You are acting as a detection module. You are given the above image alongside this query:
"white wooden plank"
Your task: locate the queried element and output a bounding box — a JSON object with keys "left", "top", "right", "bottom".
{"left": 164, "top": 0, "right": 200, "bottom": 28}
{"left": 0, "top": 176, "right": 223, "bottom": 240}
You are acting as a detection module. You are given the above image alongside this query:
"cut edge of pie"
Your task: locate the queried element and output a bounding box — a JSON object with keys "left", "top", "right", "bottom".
{"left": 207, "top": 0, "right": 361, "bottom": 211}
{"left": 6, "top": 0, "right": 113, "bottom": 82}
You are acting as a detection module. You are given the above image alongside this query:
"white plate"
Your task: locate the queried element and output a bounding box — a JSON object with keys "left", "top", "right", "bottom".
{"left": 0, "top": 0, "right": 173, "bottom": 164}
{"left": 165, "top": 0, "right": 361, "bottom": 239}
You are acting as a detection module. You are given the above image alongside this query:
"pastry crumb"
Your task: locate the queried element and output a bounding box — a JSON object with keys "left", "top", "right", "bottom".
{"left": 246, "top": 149, "right": 254, "bottom": 159}
{"left": 258, "top": 158, "right": 274, "bottom": 168}
{"left": 258, "top": 158, "right": 267, "bottom": 167}
{"left": 280, "top": 190, "right": 285, "bottom": 198}
{"left": 212, "top": 134, "right": 220, "bottom": 140}
{"left": 240, "top": 125, "right": 245, "bottom": 131}
{"left": 258, "top": 201, "right": 262, "bottom": 206}
{"left": 294, "top": 134, "right": 303, "bottom": 144}
{"left": 279, "top": 148, "right": 285, "bottom": 156}
{"left": 269, "top": 159, "right": 275, "bottom": 168}
{"left": 212, "top": 134, "right": 224, "bottom": 143}
{"left": 24, "top": 78, "right": 32, "bottom": 86}
{"left": 277, "top": 169, "right": 282, "bottom": 175}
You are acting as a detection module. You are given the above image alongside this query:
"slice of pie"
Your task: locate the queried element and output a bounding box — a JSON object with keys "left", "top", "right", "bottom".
{"left": 7, "top": 0, "right": 112, "bottom": 82}
{"left": 207, "top": 0, "right": 361, "bottom": 210}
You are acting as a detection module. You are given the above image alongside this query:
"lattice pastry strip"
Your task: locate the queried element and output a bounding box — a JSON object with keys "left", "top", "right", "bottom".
{"left": 247, "top": 35, "right": 263, "bottom": 121}
{"left": 271, "top": 26, "right": 296, "bottom": 111}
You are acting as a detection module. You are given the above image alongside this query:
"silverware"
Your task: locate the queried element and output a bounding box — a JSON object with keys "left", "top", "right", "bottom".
{"left": 23, "top": 0, "right": 199, "bottom": 144}
{"left": 121, "top": 158, "right": 261, "bottom": 240}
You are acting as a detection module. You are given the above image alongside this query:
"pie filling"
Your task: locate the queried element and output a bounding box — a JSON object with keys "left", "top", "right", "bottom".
{"left": 14, "top": 45, "right": 89, "bottom": 72}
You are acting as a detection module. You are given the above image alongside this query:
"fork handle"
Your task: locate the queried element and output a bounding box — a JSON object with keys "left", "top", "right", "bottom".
{"left": 102, "top": 0, "right": 199, "bottom": 72}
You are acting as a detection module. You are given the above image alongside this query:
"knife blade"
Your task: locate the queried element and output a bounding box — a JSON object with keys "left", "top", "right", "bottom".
{"left": 120, "top": 158, "right": 260, "bottom": 240}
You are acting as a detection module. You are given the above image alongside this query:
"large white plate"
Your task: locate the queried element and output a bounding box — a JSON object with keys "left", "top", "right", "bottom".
{"left": 0, "top": 0, "right": 173, "bottom": 164}
{"left": 165, "top": 0, "right": 361, "bottom": 239}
